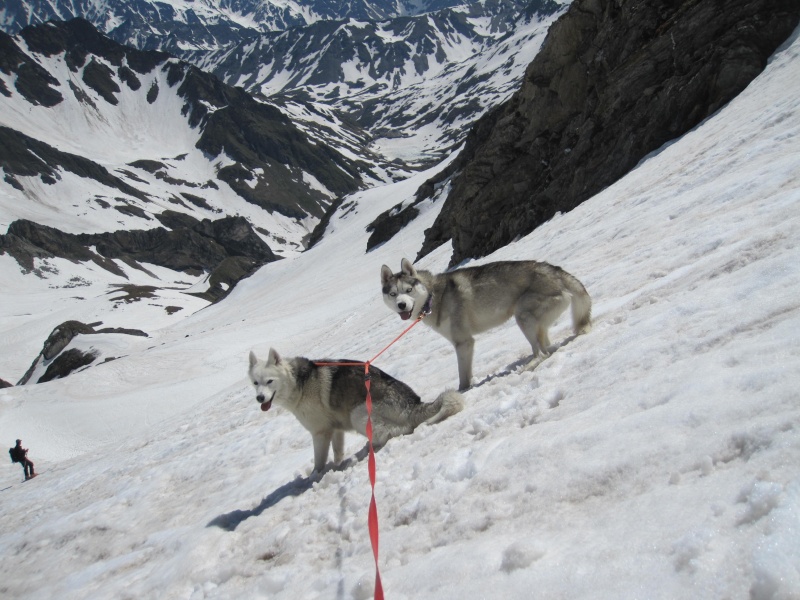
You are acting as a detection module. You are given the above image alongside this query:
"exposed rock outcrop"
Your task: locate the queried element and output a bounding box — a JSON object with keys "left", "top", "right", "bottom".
{"left": 37, "top": 348, "right": 99, "bottom": 383}
{"left": 415, "top": 0, "right": 800, "bottom": 266}
{"left": 0, "top": 126, "right": 151, "bottom": 196}
{"left": 0, "top": 214, "right": 277, "bottom": 278}
{"left": 17, "top": 320, "right": 148, "bottom": 385}
{"left": 366, "top": 203, "right": 420, "bottom": 251}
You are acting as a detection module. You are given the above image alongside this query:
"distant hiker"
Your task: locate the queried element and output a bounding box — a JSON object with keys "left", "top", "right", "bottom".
{"left": 9, "top": 439, "right": 36, "bottom": 480}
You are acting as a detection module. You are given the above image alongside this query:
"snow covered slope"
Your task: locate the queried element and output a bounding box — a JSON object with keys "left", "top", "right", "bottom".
{"left": 0, "top": 23, "right": 798, "bottom": 600}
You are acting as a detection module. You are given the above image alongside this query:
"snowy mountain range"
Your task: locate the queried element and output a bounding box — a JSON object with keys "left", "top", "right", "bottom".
{"left": 0, "top": 0, "right": 475, "bottom": 51}
{"left": 192, "top": 0, "right": 563, "bottom": 162}
{"left": 3, "top": 0, "right": 566, "bottom": 163}
{"left": 1, "top": 0, "right": 796, "bottom": 381}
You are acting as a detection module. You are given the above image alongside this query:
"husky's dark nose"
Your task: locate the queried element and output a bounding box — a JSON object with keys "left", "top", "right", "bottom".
{"left": 257, "top": 393, "right": 265, "bottom": 403}
{"left": 397, "top": 301, "right": 407, "bottom": 310}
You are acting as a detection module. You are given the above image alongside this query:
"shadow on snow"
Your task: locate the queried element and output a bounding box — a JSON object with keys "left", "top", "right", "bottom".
{"left": 207, "top": 446, "right": 370, "bottom": 531}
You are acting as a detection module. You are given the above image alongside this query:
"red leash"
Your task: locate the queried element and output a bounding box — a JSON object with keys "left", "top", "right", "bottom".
{"left": 314, "top": 311, "right": 429, "bottom": 600}
{"left": 364, "top": 362, "right": 383, "bottom": 600}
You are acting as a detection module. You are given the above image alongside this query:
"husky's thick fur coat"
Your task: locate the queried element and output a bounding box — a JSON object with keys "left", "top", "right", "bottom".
{"left": 381, "top": 258, "right": 592, "bottom": 390}
{"left": 248, "top": 349, "right": 463, "bottom": 473}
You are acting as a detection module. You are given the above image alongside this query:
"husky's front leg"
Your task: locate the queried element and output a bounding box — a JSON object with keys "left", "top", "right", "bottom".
{"left": 454, "top": 337, "right": 474, "bottom": 391}
{"left": 311, "top": 431, "right": 333, "bottom": 473}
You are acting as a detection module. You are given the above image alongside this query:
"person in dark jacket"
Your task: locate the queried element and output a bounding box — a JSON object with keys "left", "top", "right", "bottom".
{"left": 9, "top": 439, "right": 35, "bottom": 480}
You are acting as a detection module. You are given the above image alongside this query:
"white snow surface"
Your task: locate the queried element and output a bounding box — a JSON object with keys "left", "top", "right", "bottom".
{"left": 1, "top": 26, "right": 800, "bottom": 600}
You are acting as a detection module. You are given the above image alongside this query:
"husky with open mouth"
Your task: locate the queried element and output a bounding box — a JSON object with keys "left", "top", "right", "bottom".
{"left": 248, "top": 349, "right": 463, "bottom": 474}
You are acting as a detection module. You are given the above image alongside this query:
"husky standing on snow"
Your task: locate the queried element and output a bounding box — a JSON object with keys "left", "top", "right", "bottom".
{"left": 381, "top": 258, "right": 592, "bottom": 391}
{"left": 248, "top": 349, "right": 463, "bottom": 474}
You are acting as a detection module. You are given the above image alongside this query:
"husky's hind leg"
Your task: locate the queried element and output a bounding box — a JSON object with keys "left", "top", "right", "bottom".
{"left": 515, "top": 293, "right": 570, "bottom": 358}
{"left": 332, "top": 430, "right": 345, "bottom": 466}
{"left": 351, "top": 404, "right": 414, "bottom": 447}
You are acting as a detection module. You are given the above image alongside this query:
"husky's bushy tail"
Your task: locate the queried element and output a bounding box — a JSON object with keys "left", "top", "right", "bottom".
{"left": 563, "top": 272, "right": 592, "bottom": 335}
{"left": 369, "top": 389, "right": 463, "bottom": 446}
{"left": 422, "top": 390, "right": 464, "bottom": 425}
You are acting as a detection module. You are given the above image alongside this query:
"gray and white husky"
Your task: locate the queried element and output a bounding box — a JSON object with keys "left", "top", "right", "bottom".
{"left": 381, "top": 258, "right": 592, "bottom": 390}
{"left": 248, "top": 349, "right": 463, "bottom": 474}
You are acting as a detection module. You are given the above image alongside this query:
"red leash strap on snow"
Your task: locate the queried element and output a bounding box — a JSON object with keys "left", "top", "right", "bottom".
{"left": 313, "top": 313, "right": 427, "bottom": 600}
{"left": 364, "top": 362, "right": 385, "bottom": 600}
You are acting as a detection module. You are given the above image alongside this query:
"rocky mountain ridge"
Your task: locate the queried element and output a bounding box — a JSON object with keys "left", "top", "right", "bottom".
{"left": 0, "top": 19, "right": 372, "bottom": 242}
{"left": 194, "top": 0, "right": 563, "bottom": 162}
{"left": 0, "top": 0, "right": 473, "bottom": 53}
{"left": 403, "top": 0, "right": 800, "bottom": 265}
{"left": 2, "top": 0, "right": 568, "bottom": 165}
{"left": 1, "top": 213, "right": 277, "bottom": 299}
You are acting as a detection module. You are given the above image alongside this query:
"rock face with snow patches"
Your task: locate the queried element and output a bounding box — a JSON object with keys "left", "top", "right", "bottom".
{"left": 1, "top": 0, "right": 567, "bottom": 166}
{"left": 0, "top": 0, "right": 474, "bottom": 52}
{"left": 1, "top": 214, "right": 277, "bottom": 300}
{"left": 192, "top": 0, "right": 564, "bottom": 163}
{"left": 15, "top": 319, "right": 150, "bottom": 384}
{"left": 0, "top": 19, "right": 363, "bottom": 221}
{"left": 414, "top": 0, "right": 800, "bottom": 266}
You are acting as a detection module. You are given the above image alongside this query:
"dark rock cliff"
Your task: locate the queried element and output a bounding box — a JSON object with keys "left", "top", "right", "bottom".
{"left": 16, "top": 320, "right": 149, "bottom": 385}
{"left": 0, "top": 214, "right": 278, "bottom": 302}
{"left": 416, "top": 0, "right": 800, "bottom": 266}
{"left": 0, "top": 126, "right": 151, "bottom": 195}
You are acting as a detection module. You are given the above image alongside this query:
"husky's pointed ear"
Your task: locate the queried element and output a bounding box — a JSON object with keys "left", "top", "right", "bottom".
{"left": 380, "top": 264, "right": 393, "bottom": 285}
{"left": 268, "top": 348, "right": 281, "bottom": 365}
{"left": 249, "top": 351, "right": 258, "bottom": 367}
{"left": 401, "top": 257, "right": 417, "bottom": 277}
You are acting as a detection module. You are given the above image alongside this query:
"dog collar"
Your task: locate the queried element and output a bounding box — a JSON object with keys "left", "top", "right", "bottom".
{"left": 419, "top": 293, "right": 433, "bottom": 318}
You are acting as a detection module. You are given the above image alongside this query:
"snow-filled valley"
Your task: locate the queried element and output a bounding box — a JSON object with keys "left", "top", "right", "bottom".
{"left": 1, "top": 23, "right": 799, "bottom": 600}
